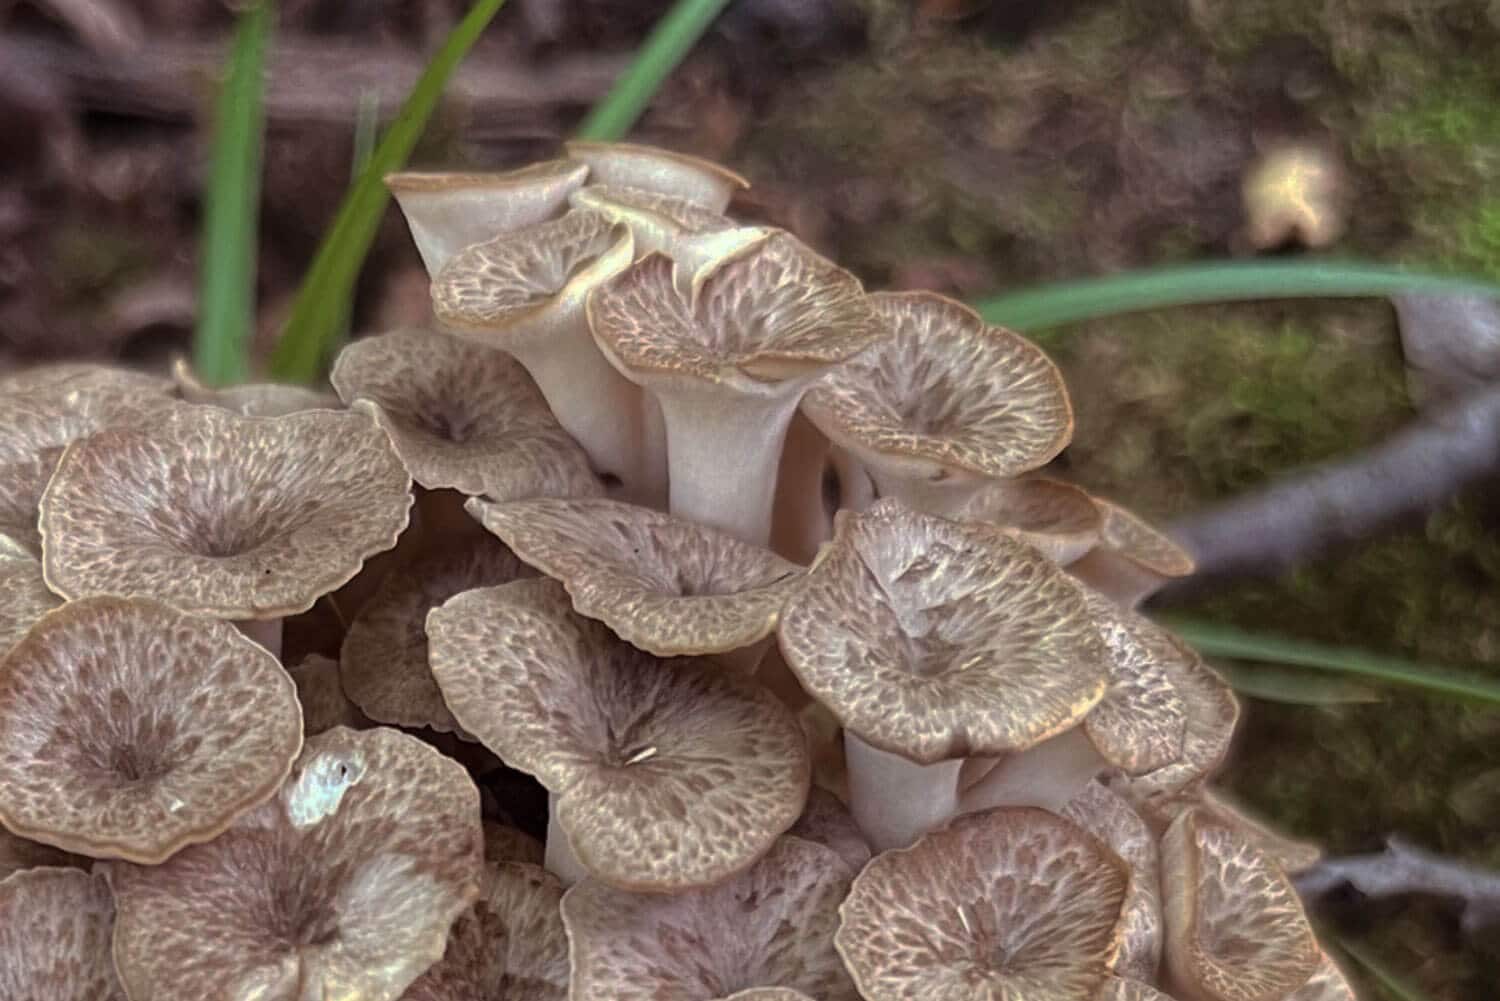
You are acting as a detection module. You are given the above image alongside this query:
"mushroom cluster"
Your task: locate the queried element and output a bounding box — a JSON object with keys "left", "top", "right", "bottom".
{"left": 0, "top": 142, "right": 1351, "bottom": 1001}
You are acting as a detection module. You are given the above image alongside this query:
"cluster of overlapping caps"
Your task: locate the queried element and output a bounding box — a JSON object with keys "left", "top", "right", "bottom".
{"left": 0, "top": 142, "right": 1353, "bottom": 1001}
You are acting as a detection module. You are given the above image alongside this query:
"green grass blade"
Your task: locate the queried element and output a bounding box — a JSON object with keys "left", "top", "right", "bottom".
{"left": 972, "top": 261, "right": 1500, "bottom": 337}
{"left": 1211, "top": 662, "right": 1382, "bottom": 706}
{"left": 193, "top": 1, "right": 270, "bottom": 386}
{"left": 323, "top": 91, "right": 382, "bottom": 365}
{"left": 1158, "top": 616, "right": 1500, "bottom": 706}
{"left": 574, "top": 0, "right": 734, "bottom": 141}
{"left": 269, "top": 0, "right": 510, "bottom": 383}
{"left": 1337, "top": 939, "right": 1433, "bottom": 1001}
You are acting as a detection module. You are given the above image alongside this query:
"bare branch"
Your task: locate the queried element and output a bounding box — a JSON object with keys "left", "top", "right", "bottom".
{"left": 1295, "top": 837, "right": 1500, "bottom": 936}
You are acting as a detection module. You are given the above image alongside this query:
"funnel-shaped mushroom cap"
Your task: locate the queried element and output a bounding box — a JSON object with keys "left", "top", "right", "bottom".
{"left": 1160, "top": 809, "right": 1320, "bottom": 1001}
{"left": 1095, "top": 979, "right": 1177, "bottom": 1001}
{"left": 0, "top": 830, "right": 85, "bottom": 878}
{"left": 957, "top": 477, "right": 1103, "bottom": 565}
{"left": 427, "top": 577, "right": 809, "bottom": 891}
{"left": 0, "top": 550, "right": 60, "bottom": 653}
{"left": 564, "top": 141, "right": 749, "bottom": 212}
{"left": 837, "top": 807, "right": 1130, "bottom": 1001}
{"left": 570, "top": 184, "right": 772, "bottom": 275}
{"left": 286, "top": 654, "right": 370, "bottom": 736}
{"left": 563, "top": 835, "right": 858, "bottom": 1001}
{"left": 1285, "top": 956, "right": 1356, "bottom": 1001}
{"left": 387, "top": 160, "right": 590, "bottom": 275}
{"left": 0, "top": 867, "right": 123, "bottom": 1001}
{"left": 108, "top": 726, "right": 483, "bottom": 1001}
{"left": 1071, "top": 500, "right": 1195, "bottom": 607}
{"left": 0, "top": 362, "right": 167, "bottom": 395}
{"left": 1063, "top": 782, "right": 1164, "bottom": 984}
{"left": 467, "top": 496, "right": 802, "bottom": 658}
{"left": 40, "top": 406, "right": 412, "bottom": 619}
{"left": 330, "top": 329, "right": 601, "bottom": 500}
{"left": 170, "top": 358, "right": 340, "bottom": 417}
{"left": 789, "top": 786, "right": 872, "bottom": 875}
{"left": 1081, "top": 591, "right": 1190, "bottom": 775}
{"left": 402, "top": 860, "right": 569, "bottom": 1001}
{"left": 802, "top": 292, "right": 1073, "bottom": 512}
{"left": 1127, "top": 785, "right": 1320, "bottom": 877}
{"left": 1119, "top": 648, "right": 1239, "bottom": 803}
{"left": 341, "top": 536, "right": 531, "bottom": 734}
{"left": 778, "top": 500, "right": 1110, "bottom": 764}
{"left": 0, "top": 597, "right": 302, "bottom": 863}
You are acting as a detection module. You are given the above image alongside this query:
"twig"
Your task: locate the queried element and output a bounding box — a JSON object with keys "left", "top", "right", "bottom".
{"left": 1295, "top": 836, "right": 1500, "bottom": 936}
{"left": 1158, "top": 382, "right": 1500, "bottom": 594}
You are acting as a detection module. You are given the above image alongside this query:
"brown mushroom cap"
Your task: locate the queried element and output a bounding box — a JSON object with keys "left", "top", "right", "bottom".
{"left": 1160, "top": 808, "right": 1320, "bottom": 1001}
{"left": 171, "top": 358, "right": 340, "bottom": 417}
{"left": 108, "top": 726, "right": 483, "bottom": 1001}
{"left": 1063, "top": 781, "right": 1165, "bottom": 984}
{"left": 484, "top": 821, "right": 545, "bottom": 866}
{"left": 1095, "top": 978, "right": 1178, "bottom": 1001}
{"left": 427, "top": 577, "right": 810, "bottom": 891}
{"left": 1117, "top": 645, "right": 1239, "bottom": 804}
{"left": 778, "top": 500, "right": 1110, "bottom": 764}
{"left": 957, "top": 476, "right": 1103, "bottom": 565}
{"left": 564, "top": 140, "right": 749, "bottom": 212}
{"left": 402, "top": 860, "right": 569, "bottom": 1001}
{"left": 788, "top": 785, "right": 873, "bottom": 875}
{"left": 285, "top": 653, "right": 370, "bottom": 736}
{"left": 1070, "top": 499, "right": 1195, "bottom": 607}
{"left": 0, "top": 829, "right": 86, "bottom": 878}
{"left": 467, "top": 496, "right": 802, "bottom": 659}
{"left": 1284, "top": 955, "right": 1357, "bottom": 1001}
{"left": 802, "top": 291, "right": 1073, "bottom": 501}
{"left": 563, "top": 835, "right": 858, "bottom": 1001}
{"left": 340, "top": 536, "right": 532, "bottom": 734}
{"left": 1129, "top": 786, "right": 1321, "bottom": 876}
{"left": 0, "top": 867, "right": 123, "bottom": 1000}
{"left": 0, "top": 597, "right": 303, "bottom": 863}
{"left": 1081, "top": 590, "right": 1191, "bottom": 775}
{"left": 836, "top": 807, "right": 1130, "bottom": 1001}
{"left": 569, "top": 184, "right": 771, "bottom": 275}
{"left": 40, "top": 406, "right": 412, "bottom": 619}
{"left": 331, "top": 329, "right": 602, "bottom": 501}
{"left": 0, "top": 549, "right": 61, "bottom": 654}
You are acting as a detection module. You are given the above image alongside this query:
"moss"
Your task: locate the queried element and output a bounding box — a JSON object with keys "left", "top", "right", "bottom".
{"left": 48, "top": 219, "right": 152, "bottom": 308}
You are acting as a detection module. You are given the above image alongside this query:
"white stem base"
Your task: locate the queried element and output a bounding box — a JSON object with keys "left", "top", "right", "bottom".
{"left": 769, "top": 412, "right": 832, "bottom": 564}
{"left": 958, "top": 727, "right": 1106, "bottom": 816}
{"left": 831, "top": 448, "right": 875, "bottom": 513}
{"left": 544, "top": 793, "right": 590, "bottom": 886}
{"left": 235, "top": 618, "right": 283, "bottom": 660}
{"left": 846, "top": 732, "right": 962, "bottom": 852}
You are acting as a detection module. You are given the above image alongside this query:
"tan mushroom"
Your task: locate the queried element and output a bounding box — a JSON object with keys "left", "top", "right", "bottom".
{"left": 587, "top": 235, "right": 884, "bottom": 545}
{"left": 285, "top": 653, "right": 370, "bottom": 735}
{"left": 1127, "top": 785, "right": 1320, "bottom": 875}
{"left": 1070, "top": 499, "right": 1195, "bottom": 608}
{"left": 777, "top": 500, "right": 1109, "bottom": 850}
{"left": 0, "top": 829, "right": 85, "bottom": 879}
{"left": 427, "top": 576, "right": 809, "bottom": 891}
{"left": 957, "top": 476, "right": 1104, "bottom": 565}
{"left": 0, "top": 867, "right": 123, "bottom": 1000}
{"left": 340, "top": 535, "right": 532, "bottom": 735}
{"left": 484, "top": 820, "right": 545, "bottom": 866}
{"left": 387, "top": 159, "right": 590, "bottom": 276}
{"left": 330, "top": 328, "right": 602, "bottom": 502}
{"left": 108, "top": 726, "right": 483, "bottom": 1001}
{"left": 1063, "top": 781, "right": 1165, "bottom": 984}
{"left": 39, "top": 405, "right": 412, "bottom": 658}
{"left": 0, "top": 597, "right": 303, "bottom": 863}
{"left": 1095, "top": 979, "right": 1178, "bottom": 1001}
{"left": 836, "top": 807, "right": 1130, "bottom": 1001}
{"left": 402, "top": 860, "right": 569, "bottom": 1001}
{"left": 1284, "top": 955, "right": 1357, "bottom": 1001}
{"left": 466, "top": 495, "right": 802, "bottom": 674}
{"left": 802, "top": 291, "right": 1073, "bottom": 517}
{"left": 563, "top": 835, "right": 858, "bottom": 1001}
{"left": 170, "top": 357, "right": 341, "bottom": 416}
{"left": 432, "top": 210, "right": 661, "bottom": 504}
{"left": 1159, "top": 807, "right": 1320, "bottom": 1001}
{"left": 0, "top": 548, "right": 60, "bottom": 654}
{"left": 564, "top": 140, "right": 749, "bottom": 212}
{"left": 570, "top": 184, "right": 771, "bottom": 277}
{"left": 1114, "top": 646, "right": 1239, "bottom": 808}
{"left": 789, "top": 785, "right": 872, "bottom": 875}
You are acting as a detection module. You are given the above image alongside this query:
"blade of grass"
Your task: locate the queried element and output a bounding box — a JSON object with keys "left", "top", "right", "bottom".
{"left": 573, "top": 0, "right": 734, "bottom": 141}
{"left": 323, "top": 90, "right": 381, "bottom": 365}
{"left": 1336, "top": 938, "right": 1433, "bottom": 1001}
{"left": 1157, "top": 616, "right": 1500, "bottom": 706}
{"left": 972, "top": 261, "right": 1500, "bottom": 338}
{"left": 193, "top": 0, "right": 270, "bottom": 386}
{"left": 1210, "top": 662, "right": 1382, "bottom": 706}
{"left": 269, "top": 0, "right": 509, "bottom": 383}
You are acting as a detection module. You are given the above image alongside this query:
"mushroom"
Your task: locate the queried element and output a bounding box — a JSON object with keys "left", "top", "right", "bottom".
{"left": 426, "top": 576, "right": 809, "bottom": 891}
{"left": 285, "top": 653, "right": 370, "bottom": 735}
{"left": 1070, "top": 499, "right": 1196, "bottom": 608}
{"left": 432, "top": 211, "right": 661, "bottom": 504}
{"left": 1127, "top": 785, "right": 1320, "bottom": 875}
{"left": 777, "top": 500, "right": 1110, "bottom": 850}
{"left": 340, "top": 535, "right": 532, "bottom": 735}
{"left": 387, "top": 159, "right": 590, "bottom": 276}
{"left": 789, "top": 785, "right": 872, "bottom": 875}
{"left": 0, "top": 867, "right": 123, "bottom": 1000}
{"left": 0, "top": 596, "right": 303, "bottom": 863}
{"left": 1063, "top": 781, "right": 1166, "bottom": 984}
{"left": 107, "top": 726, "right": 484, "bottom": 1001}
{"left": 1094, "top": 979, "right": 1178, "bottom": 1001}
{"left": 1159, "top": 807, "right": 1320, "bottom": 1001}
{"left": 0, "top": 829, "right": 85, "bottom": 879}
{"left": 563, "top": 140, "right": 749, "bottom": 212}
{"left": 170, "top": 357, "right": 341, "bottom": 416}
{"left": 466, "top": 495, "right": 802, "bottom": 675}
{"left": 801, "top": 291, "right": 1073, "bottom": 517}
{"left": 402, "top": 860, "right": 569, "bottom": 1001}
{"left": 956, "top": 476, "right": 1104, "bottom": 565}
{"left": 562, "top": 835, "right": 859, "bottom": 1001}
{"left": 569, "top": 184, "right": 771, "bottom": 277}
{"left": 836, "top": 807, "right": 1131, "bottom": 1001}
{"left": 39, "top": 405, "right": 413, "bottom": 658}
{"left": 1113, "top": 647, "right": 1239, "bottom": 808}
{"left": 330, "top": 328, "right": 602, "bottom": 503}
{"left": 0, "top": 548, "right": 60, "bottom": 654}
{"left": 1284, "top": 955, "right": 1357, "bottom": 1001}
{"left": 587, "top": 235, "right": 884, "bottom": 545}
{"left": 484, "top": 820, "right": 545, "bottom": 866}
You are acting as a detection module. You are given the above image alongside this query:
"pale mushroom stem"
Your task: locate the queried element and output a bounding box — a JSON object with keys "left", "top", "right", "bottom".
{"left": 656, "top": 384, "right": 806, "bottom": 546}
{"left": 831, "top": 447, "right": 876, "bottom": 513}
{"left": 957, "top": 727, "right": 1106, "bottom": 816}
{"left": 769, "top": 412, "right": 833, "bottom": 565}
{"left": 234, "top": 618, "right": 283, "bottom": 660}
{"left": 867, "top": 467, "right": 986, "bottom": 519}
{"left": 1069, "top": 553, "right": 1169, "bottom": 609}
{"left": 845, "top": 732, "right": 963, "bottom": 852}
{"left": 544, "top": 793, "right": 590, "bottom": 886}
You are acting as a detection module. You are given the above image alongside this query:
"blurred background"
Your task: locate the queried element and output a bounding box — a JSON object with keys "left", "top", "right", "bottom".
{"left": 2, "top": 0, "right": 1498, "bottom": 995}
